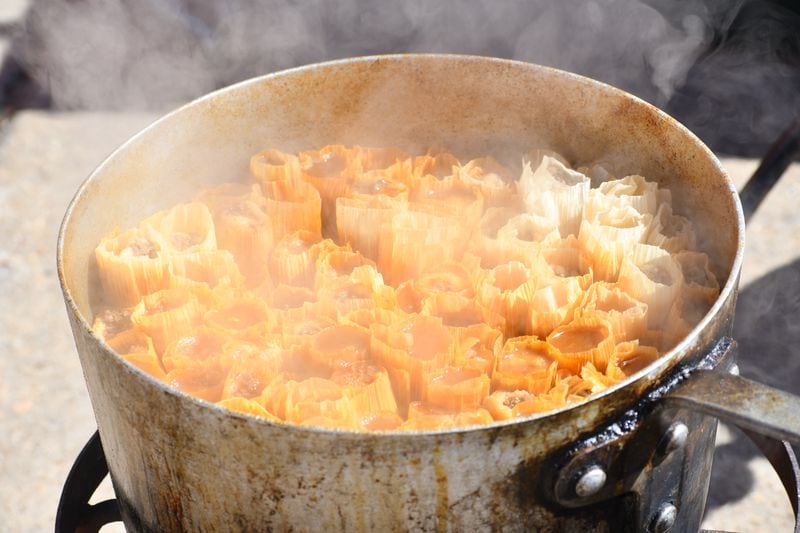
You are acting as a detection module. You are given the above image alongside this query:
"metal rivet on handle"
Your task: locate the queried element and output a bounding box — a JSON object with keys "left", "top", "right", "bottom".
{"left": 650, "top": 503, "right": 677, "bottom": 533}
{"left": 574, "top": 465, "right": 606, "bottom": 498}
{"left": 662, "top": 422, "right": 689, "bottom": 457}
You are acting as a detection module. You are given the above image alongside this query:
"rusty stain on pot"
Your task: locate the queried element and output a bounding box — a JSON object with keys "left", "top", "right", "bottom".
{"left": 57, "top": 54, "right": 745, "bottom": 531}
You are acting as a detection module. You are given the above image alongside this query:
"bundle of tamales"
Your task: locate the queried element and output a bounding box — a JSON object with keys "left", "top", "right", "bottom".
{"left": 91, "top": 145, "right": 720, "bottom": 431}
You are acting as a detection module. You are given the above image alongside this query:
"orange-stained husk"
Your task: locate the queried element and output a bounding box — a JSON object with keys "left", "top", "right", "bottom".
{"left": 196, "top": 182, "right": 274, "bottom": 285}
{"left": 548, "top": 315, "right": 616, "bottom": 373}
{"left": 482, "top": 390, "right": 534, "bottom": 421}
{"left": 493, "top": 336, "right": 558, "bottom": 394}
{"left": 477, "top": 261, "right": 535, "bottom": 337}
{"left": 249, "top": 148, "right": 301, "bottom": 184}
{"left": 130, "top": 287, "right": 205, "bottom": 354}
{"left": 576, "top": 282, "right": 648, "bottom": 341}
{"left": 107, "top": 329, "right": 165, "bottom": 381}
{"left": 217, "top": 397, "right": 282, "bottom": 422}
{"left": 331, "top": 361, "right": 399, "bottom": 419}
{"left": 95, "top": 227, "right": 171, "bottom": 307}
{"left": 262, "top": 177, "right": 323, "bottom": 239}
{"left": 422, "top": 366, "right": 491, "bottom": 411}
{"left": 403, "top": 402, "right": 493, "bottom": 430}
{"left": 309, "top": 324, "right": 371, "bottom": 371}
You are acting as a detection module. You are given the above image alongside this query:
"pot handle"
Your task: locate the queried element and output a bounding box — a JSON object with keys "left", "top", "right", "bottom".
{"left": 667, "top": 370, "right": 800, "bottom": 444}
{"left": 667, "top": 370, "right": 800, "bottom": 532}
{"left": 55, "top": 430, "right": 121, "bottom": 533}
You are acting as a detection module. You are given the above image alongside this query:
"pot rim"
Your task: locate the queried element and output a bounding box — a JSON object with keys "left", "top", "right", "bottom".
{"left": 56, "top": 53, "right": 745, "bottom": 437}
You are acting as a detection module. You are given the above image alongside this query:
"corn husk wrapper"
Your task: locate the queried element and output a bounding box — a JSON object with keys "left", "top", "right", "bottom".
{"left": 458, "top": 157, "right": 516, "bottom": 207}
{"left": 614, "top": 341, "right": 661, "bottom": 376}
{"left": 196, "top": 182, "right": 274, "bottom": 284}
{"left": 482, "top": 390, "right": 534, "bottom": 421}
{"left": 493, "top": 336, "right": 558, "bottom": 394}
{"left": 426, "top": 256, "right": 483, "bottom": 294}
{"left": 316, "top": 265, "right": 391, "bottom": 317}
{"left": 409, "top": 175, "right": 484, "bottom": 231}
{"left": 354, "top": 146, "right": 410, "bottom": 173}
{"left": 359, "top": 411, "right": 405, "bottom": 431}
{"left": 379, "top": 210, "right": 469, "bottom": 285}
{"left": 280, "top": 303, "right": 337, "bottom": 348}
{"left": 576, "top": 282, "right": 648, "bottom": 341}
{"left": 583, "top": 175, "right": 660, "bottom": 219}
{"left": 298, "top": 144, "right": 360, "bottom": 235}
{"left": 422, "top": 366, "right": 491, "bottom": 411}
{"left": 646, "top": 203, "right": 697, "bottom": 253}
{"left": 617, "top": 244, "right": 684, "bottom": 328}
{"left": 314, "top": 249, "right": 377, "bottom": 291}
{"left": 165, "top": 361, "right": 228, "bottom": 402}
{"left": 576, "top": 163, "right": 614, "bottom": 187}
{"left": 338, "top": 303, "right": 405, "bottom": 330}
{"left": 497, "top": 213, "right": 562, "bottom": 257}
{"left": 107, "top": 329, "right": 166, "bottom": 381}
{"left": 309, "top": 323, "right": 371, "bottom": 371}
{"left": 204, "top": 295, "right": 274, "bottom": 339}
{"left": 337, "top": 194, "right": 406, "bottom": 262}
{"left": 161, "top": 326, "right": 230, "bottom": 373}
{"left": 518, "top": 157, "right": 590, "bottom": 237}
{"left": 370, "top": 315, "right": 454, "bottom": 406}
{"left": 539, "top": 235, "right": 590, "bottom": 281}
{"left": 526, "top": 148, "right": 571, "bottom": 170}
{"left": 411, "top": 150, "right": 460, "bottom": 182}
{"left": 453, "top": 323, "right": 503, "bottom": 376}
{"left": 402, "top": 402, "right": 493, "bottom": 430}
{"left": 395, "top": 281, "right": 425, "bottom": 314}
{"left": 422, "top": 292, "right": 505, "bottom": 337}
{"left": 249, "top": 148, "right": 301, "bottom": 184}
{"left": 95, "top": 226, "right": 171, "bottom": 307}
{"left": 478, "top": 261, "right": 536, "bottom": 337}
{"left": 512, "top": 382, "right": 571, "bottom": 417}
{"left": 167, "top": 249, "right": 244, "bottom": 294}
{"left": 142, "top": 202, "right": 217, "bottom": 258}
{"left": 267, "top": 284, "right": 317, "bottom": 312}
{"left": 528, "top": 274, "right": 585, "bottom": 338}
{"left": 468, "top": 207, "right": 530, "bottom": 267}
{"left": 331, "top": 361, "right": 399, "bottom": 419}
{"left": 579, "top": 358, "right": 627, "bottom": 395}
{"left": 217, "top": 397, "right": 282, "bottom": 422}
{"left": 578, "top": 204, "right": 651, "bottom": 282}
{"left": 130, "top": 287, "right": 205, "bottom": 354}
{"left": 269, "top": 230, "right": 337, "bottom": 287}
{"left": 92, "top": 307, "right": 135, "bottom": 341}
{"left": 349, "top": 169, "right": 409, "bottom": 200}
{"left": 547, "top": 315, "right": 616, "bottom": 373}
{"left": 281, "top": 377, "right": 352, "bottom": 425}
{"left": 262, "top": 177, "right": 323, "bottom": 240}
{"left": 674, "top": 251, "right": 720, "bottom": 302}
{"left": 221, "top": 341, "right": 285, "bottom": 400}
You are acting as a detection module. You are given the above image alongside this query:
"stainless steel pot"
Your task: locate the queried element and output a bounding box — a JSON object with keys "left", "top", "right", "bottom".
{"left": 56, "top": 54, "right": 800, "bottom": 531}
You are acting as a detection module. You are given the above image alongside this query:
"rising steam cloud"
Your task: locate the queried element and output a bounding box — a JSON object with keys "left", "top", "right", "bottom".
{"left": 14, "top": 0, "right": 734, "bottom": 111}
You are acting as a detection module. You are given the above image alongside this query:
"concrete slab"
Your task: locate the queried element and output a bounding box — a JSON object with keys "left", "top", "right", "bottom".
{"left": 0, "top": 111, "right": 796, "bottom": 530}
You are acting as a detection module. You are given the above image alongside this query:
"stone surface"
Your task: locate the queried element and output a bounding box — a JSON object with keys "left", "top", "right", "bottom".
{"left": 0, "top": 111, "right": 156, "bottom": 532}
{"left": 0, "top": 112, "right": 797, "bottom": 530}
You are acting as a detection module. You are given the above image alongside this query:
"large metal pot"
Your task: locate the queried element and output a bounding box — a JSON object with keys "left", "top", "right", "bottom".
{"left": 56, "top": 54, "right": 799, "bottom": 531}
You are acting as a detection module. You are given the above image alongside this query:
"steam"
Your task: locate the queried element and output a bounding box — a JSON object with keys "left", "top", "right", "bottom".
{"left": 14, "top": 0, "right": 731, "bottom": 110}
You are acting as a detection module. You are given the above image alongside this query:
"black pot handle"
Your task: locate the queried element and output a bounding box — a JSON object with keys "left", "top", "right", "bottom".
{"left": 55, "top": 430, "right": 121, "bottom": 533}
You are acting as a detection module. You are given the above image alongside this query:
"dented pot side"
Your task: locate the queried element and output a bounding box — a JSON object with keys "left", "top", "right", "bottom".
{"left": 57, "top": 55, "right": 744, "bottom": 530}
